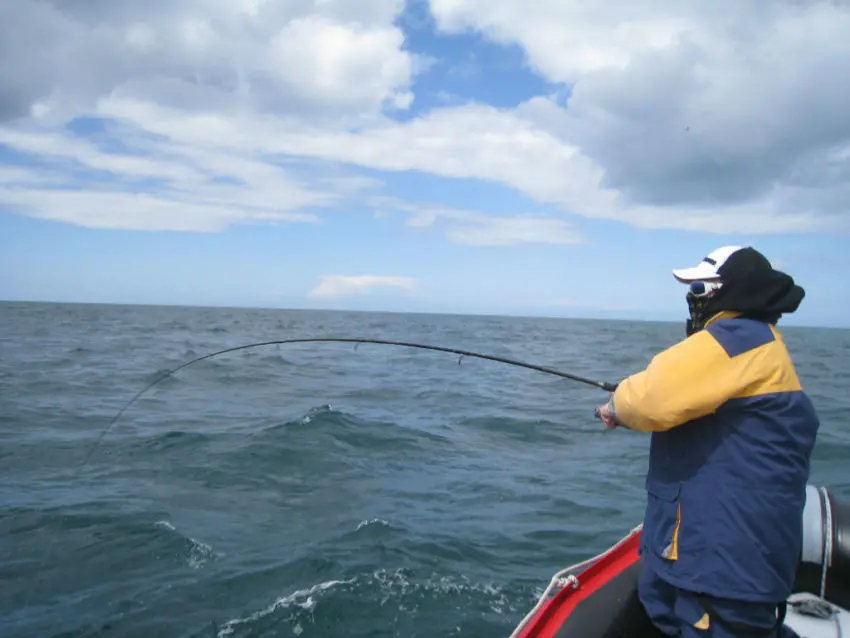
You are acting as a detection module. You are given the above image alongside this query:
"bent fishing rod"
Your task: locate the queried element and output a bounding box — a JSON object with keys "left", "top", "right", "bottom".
{"left": 83, "top": 336, "right": 620, "bottom": 468}
{"left": 21, "top": 336, "right": 618, "bottom": 613}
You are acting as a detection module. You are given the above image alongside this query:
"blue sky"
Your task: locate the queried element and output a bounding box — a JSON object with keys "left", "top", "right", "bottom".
{"left": 2, "top": 0, "right": 849, "bottom": 328}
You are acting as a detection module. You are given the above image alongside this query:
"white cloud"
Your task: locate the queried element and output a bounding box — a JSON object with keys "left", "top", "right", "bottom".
{"left": 373, "top": 197, "right": 583, "bottom": 245}
{"left": 0, "top": 186, "right": 320, "bottom": 232}
{"left": 307, "top": 275, "right": 417, "bottom": 298}
{"left": 429, "top": 0, "right": 694, "bottom": 80}
{"left": 0, "top": 123, "right": 337, "bottom": 231}
{"left": 270, "top": 14, "right": 412, "bottom": 111}
{"left": 0, "top": 0, "right": 413, "bottom": 123}
{"left": 0, "top": 107, "right": 591, "bottom": 235}
{"left": 90, "top": 96, "right": 609, "bottom": 217}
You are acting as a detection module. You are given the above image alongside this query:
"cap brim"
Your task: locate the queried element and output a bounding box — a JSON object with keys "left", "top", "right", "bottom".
{"left": 672, "top": 262, "right": 721, "bottom": 283}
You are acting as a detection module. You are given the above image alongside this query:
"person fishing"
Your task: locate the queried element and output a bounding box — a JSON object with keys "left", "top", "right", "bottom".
{"left": 596, "top": 245, "right": 819, "bottom": 637}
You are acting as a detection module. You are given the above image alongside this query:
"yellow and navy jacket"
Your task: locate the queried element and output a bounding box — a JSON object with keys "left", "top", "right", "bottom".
{"left": 612, "top": 312, "right": 820, "bottom": 602}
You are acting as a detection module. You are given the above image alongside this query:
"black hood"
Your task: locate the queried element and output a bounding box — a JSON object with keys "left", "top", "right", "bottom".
{"left": 705, "top": 247, "right": 805, "bottom": 324}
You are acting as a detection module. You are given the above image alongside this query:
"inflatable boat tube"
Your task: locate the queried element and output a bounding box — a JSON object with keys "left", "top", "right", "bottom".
{"left": 795, "top": 485, "right": 850, "bottom": 608}
{"left": 510, "top": 484, "right": 850, "bottom": 638}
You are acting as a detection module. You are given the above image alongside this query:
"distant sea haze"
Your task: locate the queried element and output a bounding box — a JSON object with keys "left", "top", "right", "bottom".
{"left": 2, "top": 301, "right": 848, "bottom": 637}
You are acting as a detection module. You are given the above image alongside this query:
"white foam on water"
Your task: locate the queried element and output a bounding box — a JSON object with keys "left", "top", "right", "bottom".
{"left": 299, "top": 403, "right": 336, "bottom": 425}
{"left": 369, "top": 568, "right": 516, "bottom": 616}
{"left": 355, "top": 518, "right": 390, "bottom": 531}
{"left": 217, "top": 578, "right": 355, "bottom": 637}
{"left": 154, "top": 519, "right": 219, "bottom": 569}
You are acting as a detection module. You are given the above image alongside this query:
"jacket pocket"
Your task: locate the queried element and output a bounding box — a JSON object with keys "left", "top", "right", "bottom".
{"left": 645, "top": 480, "right": 682, "bottom": 561}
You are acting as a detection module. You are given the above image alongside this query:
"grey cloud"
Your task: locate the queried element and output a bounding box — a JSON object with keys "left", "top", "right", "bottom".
{"left": 0, "top": 1, "right": 71, "bottom": 120}
{"left": 1, "top": 0, "right": 239, "bottom": 120}
{"left": 559, "top": 4, "right": 850, "bottom": 212}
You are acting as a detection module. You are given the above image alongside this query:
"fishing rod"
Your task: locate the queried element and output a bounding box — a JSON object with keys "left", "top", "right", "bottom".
{"left": 63, "top": 336, "right": 619, "bottom": 473}
{"left": 101, "top": 336, "right": 618, "bottom": 445}
{"left": 21, "top": 336, "right": 617, "bottom": 615}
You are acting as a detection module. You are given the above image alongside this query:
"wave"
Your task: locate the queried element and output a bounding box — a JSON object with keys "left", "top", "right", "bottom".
{"left": 215, "top": 566, "right": 527, "bottom": 638}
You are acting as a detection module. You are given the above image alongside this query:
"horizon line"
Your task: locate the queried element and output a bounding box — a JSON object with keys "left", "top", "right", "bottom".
{"left": 1, "top": 297, "right": 845, "bottom": 331}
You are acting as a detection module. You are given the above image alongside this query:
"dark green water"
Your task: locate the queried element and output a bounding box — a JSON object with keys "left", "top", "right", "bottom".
{"left": 1, "top": 301, "right": 848, "bottom": 637}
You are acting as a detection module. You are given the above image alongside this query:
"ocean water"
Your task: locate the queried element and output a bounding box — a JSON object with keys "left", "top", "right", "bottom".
{"left": 1, "top": 301, "right": 848, "bottom": 638}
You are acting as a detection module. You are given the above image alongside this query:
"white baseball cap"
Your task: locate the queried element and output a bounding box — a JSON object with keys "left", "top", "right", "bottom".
{"left": 671, "top": 245, "right": 746, "bottom": 283}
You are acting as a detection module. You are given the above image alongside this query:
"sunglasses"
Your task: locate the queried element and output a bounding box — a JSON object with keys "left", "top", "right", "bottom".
{"left": 689, "top": 281, "right": 722, "bottom": 297}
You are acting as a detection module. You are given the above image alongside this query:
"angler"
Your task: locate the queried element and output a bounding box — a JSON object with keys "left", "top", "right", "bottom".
{"left": 596, "top": 246, "right": 818, "bottom": 637}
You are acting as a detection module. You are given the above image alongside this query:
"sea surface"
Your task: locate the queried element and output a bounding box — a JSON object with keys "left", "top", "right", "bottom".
{"left": 1, "top": 301, "right": 849, "bottom": 638}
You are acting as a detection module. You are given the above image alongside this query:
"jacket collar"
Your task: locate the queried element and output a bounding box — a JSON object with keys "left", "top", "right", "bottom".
{"left": 704, "top": 310, "right": 742, "bottom": 328}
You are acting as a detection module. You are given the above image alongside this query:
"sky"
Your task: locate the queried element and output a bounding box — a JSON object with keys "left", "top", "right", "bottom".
{"left": 1, "top": 0, "right": 849, "bottom": 328}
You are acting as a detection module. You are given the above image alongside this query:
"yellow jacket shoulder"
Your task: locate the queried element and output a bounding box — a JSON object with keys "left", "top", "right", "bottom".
{"left": 611, "top": 321, "right": 797, "bottom": 432}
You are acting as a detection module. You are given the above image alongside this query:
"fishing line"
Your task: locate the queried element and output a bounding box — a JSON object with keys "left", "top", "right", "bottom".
{"left": 20, "top": 336, "right": 617, "bottom": 623}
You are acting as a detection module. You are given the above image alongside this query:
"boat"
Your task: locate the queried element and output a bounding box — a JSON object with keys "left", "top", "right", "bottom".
{"left": 509, "top": 484, "right": 850, "bottom": 637}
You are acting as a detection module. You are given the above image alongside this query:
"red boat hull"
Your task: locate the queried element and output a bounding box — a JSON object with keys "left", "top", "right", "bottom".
{"left": 512, "top": 528, "right": 666, "bottom": 638}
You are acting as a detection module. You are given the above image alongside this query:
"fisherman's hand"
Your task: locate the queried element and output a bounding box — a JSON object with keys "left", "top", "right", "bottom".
{"left": 596, "top": 400, "right": 620, "bottom": 429}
